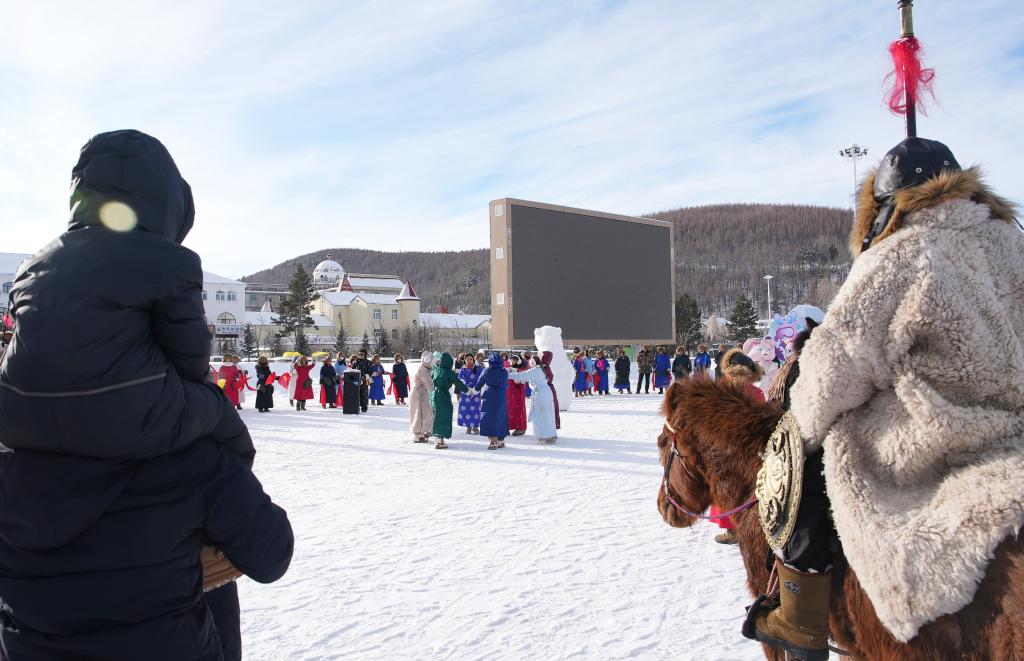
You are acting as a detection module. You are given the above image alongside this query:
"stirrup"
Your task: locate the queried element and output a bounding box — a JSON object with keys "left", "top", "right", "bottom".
{"left": 741, "top": 595, "right": 829, "bottom": 661}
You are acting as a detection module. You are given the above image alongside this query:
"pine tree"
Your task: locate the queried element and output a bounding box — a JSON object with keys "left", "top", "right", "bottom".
{"left": 240, "top": 323, "right": 258, "bottom": 359}
{"left": 333, "top": 320, "right": 348, "bottom": 355}
{"left": 728, "top": 294, "right": 760, "bottom": 343}
{"left": 674, "top": 293, "right": 702, "bottom": 351}
{"left": 376, "top": 324, "right": 393, "bottom": 357}
{"left": 294, "top": 327, "right": 311, "bottom": 356}
{"left": 360, "top": 331, "right": 371, "bottom": 353}
{"left": 276, "top": 263, "right": 320, "bottom": 354}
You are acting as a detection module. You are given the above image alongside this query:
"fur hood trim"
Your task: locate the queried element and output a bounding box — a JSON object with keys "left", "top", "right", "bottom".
{"left": 721, "top": 348, "right": 763, "bottom": 385}
{"left": 851, "top": 166, "right": 1018, "bottom": 256}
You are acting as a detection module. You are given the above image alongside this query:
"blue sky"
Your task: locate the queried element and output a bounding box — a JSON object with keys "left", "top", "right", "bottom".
{"left": 1, "top": 0, "right": 1022, "bottom": 277}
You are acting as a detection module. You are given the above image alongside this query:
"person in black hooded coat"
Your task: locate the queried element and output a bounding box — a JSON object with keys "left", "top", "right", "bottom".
{"left": 0, "top": 130, "right": 292, "bottom": 660}
{"left": 0, "top": 130, "right": 252, "bottom": 461}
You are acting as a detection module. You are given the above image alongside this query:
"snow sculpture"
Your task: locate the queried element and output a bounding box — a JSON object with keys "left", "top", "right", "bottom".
{"left": 534, "top": 325, "right": 574, "bottom": 411}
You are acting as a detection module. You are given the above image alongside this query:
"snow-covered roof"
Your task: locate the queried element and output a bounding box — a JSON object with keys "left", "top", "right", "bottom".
{"left": 246, "top": 311, "right": 334, "bottom": 328}
{"left": 356, "top": 293, "right": 399, "bottom": 305}
{"left": 348, "top": 276, "right": 405, "bottom": 290}
{"left": 203, "top": 271, "right": 245, "bottom": 286}
{"left": 321, "top": 291, "right": 398, "bottom": 306}
{"left": 419, "top": 313, "right": 491, "bottom": 329}
{"left": 0, "top": 253, "right": 31, "bottom": 275}
{"left": 396, "top": 282, "right": 419, "bottom": 301}
{"left": 322, "top": 291, "right": 359, "bottom": 306}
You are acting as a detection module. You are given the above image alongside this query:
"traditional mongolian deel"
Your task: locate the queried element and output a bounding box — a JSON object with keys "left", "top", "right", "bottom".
{"left": 431, "top": 353, "right": 467, "bottom": 439}
{"left": 572, "top": 357, "right": 588, "bottom": 393}
{"left": 369, "top": 363, "right": 386, "bottom": 402}
{"left": 653, "top": 352, "right": 671, "bottom": 389}
{"left": 508, "top": 354, "right": 558, "bottom": 440}
{"left": 792, "top": 162, "right": 1024, "bottom": 642}
{"left": 476, "top": 353, "right": 509, "bottom": 440}
{"left": 391, "top": 361, "right": 410, "bottom": 402}
{"left": 506, "top": 364, "right": 528, "bottom": 433}
{"left": 409, "top": 353, "right": 435, "bottom": 436}
{"left": 457, "top": 364, "right": 482, "bottom": 429}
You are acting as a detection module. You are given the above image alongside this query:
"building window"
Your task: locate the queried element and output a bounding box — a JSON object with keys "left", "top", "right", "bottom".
{"left": 391, "top": 309, "right": 399, "bottom": 320}
{"left": 226, "top": 291, "right": 236, "bottom": 302}
{"left": 202, "top": 290, "right": 207, "bottom": 300}
{"left": 248, "top": 293, "right": 256, "bottom": 303}
{"left": 217, "top": 312, "right": 236, "bottom": 324}
{"left": 373, "top": 309, "right": 382, "bottom": 320}
{"left": 391, "top": 329, "right": 399, "bottom": 340}
{"left": 216, "top": 291, "right": 225, "bottom": 301}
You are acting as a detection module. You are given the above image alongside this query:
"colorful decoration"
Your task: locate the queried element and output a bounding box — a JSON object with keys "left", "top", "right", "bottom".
{"left": 768, "top": 305, "right": 825, "bottom": 361}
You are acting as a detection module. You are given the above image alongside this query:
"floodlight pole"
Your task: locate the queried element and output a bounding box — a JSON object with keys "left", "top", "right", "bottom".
{"left": 763, "top": 274, "right": 773, "bottom": 323}
{"left": 839, "top": 143, "right": 869, "bottom": 220}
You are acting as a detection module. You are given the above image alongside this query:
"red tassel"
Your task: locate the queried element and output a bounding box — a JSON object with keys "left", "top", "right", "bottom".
{"left": 885, "top": 36, "right": 935, "bottom": 116}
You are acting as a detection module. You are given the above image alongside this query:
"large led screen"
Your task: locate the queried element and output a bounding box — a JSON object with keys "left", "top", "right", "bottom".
{"left": 490, "top": 199, "right": 675, "bottom": 346}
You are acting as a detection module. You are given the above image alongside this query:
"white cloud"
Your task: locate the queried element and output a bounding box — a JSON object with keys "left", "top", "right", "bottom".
{"left": 1, "top": 0, "right": 1022, "bottom": 277}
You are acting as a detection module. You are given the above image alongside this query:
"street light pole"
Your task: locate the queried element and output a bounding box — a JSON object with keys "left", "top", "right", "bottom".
{"left": 839, "top": 143, "right": 869, "bottom": 221}
{"left": 763, "top": 274, "right": 773, "bottom": 324}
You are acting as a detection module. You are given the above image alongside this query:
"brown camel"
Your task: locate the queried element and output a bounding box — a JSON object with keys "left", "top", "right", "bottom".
{"left": 656, "top": 378, "right": 1024, "bottom": 660}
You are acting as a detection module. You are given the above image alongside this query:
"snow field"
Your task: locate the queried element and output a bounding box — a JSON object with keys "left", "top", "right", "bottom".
{"left": 237, "top": 382, "right": 763, "bottom": 660}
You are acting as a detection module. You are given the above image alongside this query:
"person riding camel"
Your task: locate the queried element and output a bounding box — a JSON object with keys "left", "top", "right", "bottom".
{"left": 743, "top": 136, "right": 1024, "bottom": 660}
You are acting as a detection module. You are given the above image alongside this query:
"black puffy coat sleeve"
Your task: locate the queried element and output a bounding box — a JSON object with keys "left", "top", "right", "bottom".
{"left": 152, "top": 252, "right": 212, "bottom": 381}
{"left": 201, "top": 449, "right": 294, "bottom": 584}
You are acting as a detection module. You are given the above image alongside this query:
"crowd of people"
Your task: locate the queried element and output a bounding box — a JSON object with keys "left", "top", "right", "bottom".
{"left": 222, "top": 341, "right": 762, "bottom": 461}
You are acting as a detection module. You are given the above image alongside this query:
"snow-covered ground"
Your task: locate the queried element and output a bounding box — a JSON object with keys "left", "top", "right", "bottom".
{"left": 236, "top": 381, "right": 763, "bottom": 660}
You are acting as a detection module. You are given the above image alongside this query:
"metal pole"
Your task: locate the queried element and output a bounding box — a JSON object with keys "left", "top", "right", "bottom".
{"left": 898, "top": 0, "right": 917, "bottom": 137}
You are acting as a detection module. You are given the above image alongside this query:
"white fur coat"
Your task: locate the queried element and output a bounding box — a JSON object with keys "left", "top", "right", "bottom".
{"left": 791, "top": 173, "right": 1024, "bottom": 642}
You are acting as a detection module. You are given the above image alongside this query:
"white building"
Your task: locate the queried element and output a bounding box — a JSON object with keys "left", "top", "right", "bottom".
{"left": 202, "top": 271, "right": 247, "bottom": 354}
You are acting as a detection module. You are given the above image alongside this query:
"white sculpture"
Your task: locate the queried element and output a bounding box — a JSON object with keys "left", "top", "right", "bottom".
{"left": 534, "top": 325, "right": 574, "bottom": 411}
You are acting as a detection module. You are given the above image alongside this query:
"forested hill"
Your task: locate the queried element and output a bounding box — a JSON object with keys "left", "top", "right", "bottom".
{"left": 649, "top": 203, "right": 853, "bottom": 315}
{"left": 242, "top": 203, "right": 853, "bottom": 317}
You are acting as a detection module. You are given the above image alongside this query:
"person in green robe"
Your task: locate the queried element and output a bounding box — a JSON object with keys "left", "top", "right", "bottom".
{"left": 430, "top": 353, "right": 467, "bottom": 449}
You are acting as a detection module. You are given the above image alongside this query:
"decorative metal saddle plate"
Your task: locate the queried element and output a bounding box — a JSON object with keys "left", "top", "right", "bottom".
{"left": 756, "top": 410, "right": 804, "bottom": 550}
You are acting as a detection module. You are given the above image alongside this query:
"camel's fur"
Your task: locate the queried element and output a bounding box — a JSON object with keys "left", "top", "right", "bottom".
{"left": 657, "top": 378, "right": 1024, "bottom": 660}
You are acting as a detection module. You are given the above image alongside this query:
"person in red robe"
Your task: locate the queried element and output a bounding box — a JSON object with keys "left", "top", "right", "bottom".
{"left": 217, "top": 354, "right": 242, "bottom": 410}
{"left": 506, "top": 354, "right": 528, "bottom": 436}
{"left": 293, "top": 356, "right": 315, "bottom": 411}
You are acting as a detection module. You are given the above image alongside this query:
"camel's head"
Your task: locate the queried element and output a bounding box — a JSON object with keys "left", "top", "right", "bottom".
{"left": 656, "top": 382, "right": 712, "bottom": 529}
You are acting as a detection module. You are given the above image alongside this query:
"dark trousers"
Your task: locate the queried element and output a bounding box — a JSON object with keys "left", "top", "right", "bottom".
{"left": 780, "top": 449, "right": 836, "bottom": 573}
{"left": 206, "top": 581, "right": 241, "bottom": 661}
{"left": 359, "top": 384, "right": 369, "bottom": 411}
{"left": 636, "top": 372, "right": 651, "bottom": 393}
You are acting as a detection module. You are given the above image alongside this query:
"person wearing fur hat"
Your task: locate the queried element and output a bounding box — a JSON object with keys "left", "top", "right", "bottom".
{"left": 745, "top": 137, "right": 1024, "bottom": 659}
{"left": 719, "top": 348, "right": 765, "bottom": 402}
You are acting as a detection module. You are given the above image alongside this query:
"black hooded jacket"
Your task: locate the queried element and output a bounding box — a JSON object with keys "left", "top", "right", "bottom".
{"left": 0, "top": 130, "right": 252, "bottom": 460}
{"left": 0, "top": 440, "right": 293, "bottom": 660}
{"left": 0, "top": 131, "right": 287, "bottom": 659}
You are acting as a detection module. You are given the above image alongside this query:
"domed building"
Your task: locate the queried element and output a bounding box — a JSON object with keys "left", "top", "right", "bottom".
{"left": 312, "top": 258, "right": 346, "bottom": 288}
